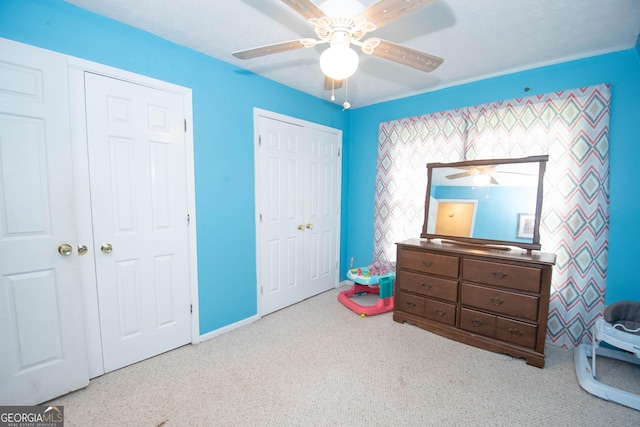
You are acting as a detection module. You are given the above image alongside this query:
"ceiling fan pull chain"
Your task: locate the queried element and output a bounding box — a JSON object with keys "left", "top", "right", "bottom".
{"left": 343, "top": 78, "right": 351, "bottom": 110}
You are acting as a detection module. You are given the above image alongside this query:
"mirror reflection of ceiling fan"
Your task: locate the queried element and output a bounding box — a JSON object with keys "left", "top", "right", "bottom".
{"left": 232, "top": 0, "right": 444, "bottom": 104}
{"left": 446, "top": 166, "right": 534, "bottom": 186}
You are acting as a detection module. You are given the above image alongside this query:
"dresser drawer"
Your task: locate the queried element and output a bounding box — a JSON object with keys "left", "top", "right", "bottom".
{"left": 461, "top": 283, "right": 539, "bottom": 321}
{"left": 396, "top": 292, "right": 425, "bottom": 317}
{"left": 496, "top": 317, "right": 537, "bottom": 349}
{"left": 399, "top": 248, "right": 459, "bottom": 278}
{"left": 463, "top": 259, "right": 541, "bottom": 293}
{"left": 460, "top": 308, "right": 496, "bottom": 337}
{"left": 424, "top": 299, "right": 456, "bottom": 325}
{"left": 398, "top": 270, "right": 458, "bottom": 302}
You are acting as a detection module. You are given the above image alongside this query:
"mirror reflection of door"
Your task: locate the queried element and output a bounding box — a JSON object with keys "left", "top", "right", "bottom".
{"left": 435, "top": 201, "right": 475, "bottom": 237}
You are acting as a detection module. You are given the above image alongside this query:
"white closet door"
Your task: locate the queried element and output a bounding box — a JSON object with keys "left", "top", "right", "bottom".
{"left": 305, "top": 127, "right": 341, "bottom": 297}
{"left": 257, "top": 116, "right": 306, "bottom": 314}
{"left": 256, "top": 113, "right": 341, "bottom": 315}
{"left": 84, "top": 73, "right": 192, "bottom": 373}
{"left": 0, "top": 39, "right": 89, "bottom": 404}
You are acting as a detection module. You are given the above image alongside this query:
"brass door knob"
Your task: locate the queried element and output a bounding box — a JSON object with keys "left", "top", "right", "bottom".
{"left": 77, "top": 244, "right": 88, "bottom": 255}
{"left": 101, "top": 243, "right": 113, "bottom": 254}
{"left": 58, "top": 243, "right": 73, "bottom": 256}
{"left": 297, "top": 225, "right": 305, "bottom": 230}
{"left": 306, "top": 224, "right": 313, "bottom": 229}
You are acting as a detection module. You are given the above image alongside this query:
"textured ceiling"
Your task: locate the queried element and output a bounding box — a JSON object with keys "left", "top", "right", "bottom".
{"left": 65, "top": 0, "right": 640, "bottom": 108}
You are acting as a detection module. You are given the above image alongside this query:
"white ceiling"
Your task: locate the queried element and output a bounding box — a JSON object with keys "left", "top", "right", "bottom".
{"left": 65, "top": 0, "right": 640, "bottom": 108}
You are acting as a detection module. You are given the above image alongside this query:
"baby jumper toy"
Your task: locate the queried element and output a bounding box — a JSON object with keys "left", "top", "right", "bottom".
{"left": 574, "top": 300, "right": 640, "bottom": 411}
{"left": 338, "top": 263, "right": 395, "bottom": 317}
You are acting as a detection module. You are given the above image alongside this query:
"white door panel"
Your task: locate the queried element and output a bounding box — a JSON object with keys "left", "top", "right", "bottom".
{"left": 259, "top": 118, "right": 305, "bottom": 314}
{"left": 306, "top": 128, "right": 340, "bottom": 295}
{"left": 85, "top": 73, "right": 191, "bottom": 373}
{"left": 0, "top": 39, "right": 89, "bottom": 404}
{"left": 257, "top": 113, "right": 341, "bottom": 315}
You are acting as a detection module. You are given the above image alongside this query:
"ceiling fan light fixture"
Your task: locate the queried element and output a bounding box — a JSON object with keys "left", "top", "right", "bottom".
{"left": 320, "top": 44, "right": 359, "bottom": 80}
{"left": 474, "top": 173, "right": 492, "bottom": 186}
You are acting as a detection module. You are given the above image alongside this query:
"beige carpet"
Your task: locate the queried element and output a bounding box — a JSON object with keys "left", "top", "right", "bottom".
{"left": 49, "top": 286, "right": 640, "bottom": 426}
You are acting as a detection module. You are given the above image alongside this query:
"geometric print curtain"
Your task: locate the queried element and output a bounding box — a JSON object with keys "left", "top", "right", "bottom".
{"left": 373, "top": 83, "right": 611, "bottom": 348}
{"left": 374, "top": 109, "right": 467, "bottom": 264}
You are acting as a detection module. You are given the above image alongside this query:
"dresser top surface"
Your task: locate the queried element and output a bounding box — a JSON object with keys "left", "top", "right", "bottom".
{"left": 397, "top": 238, "right": 557, "bottom": 266}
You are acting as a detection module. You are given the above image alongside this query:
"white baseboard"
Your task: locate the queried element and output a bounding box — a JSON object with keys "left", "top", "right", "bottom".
{"left": 198, "top": 313, "right": 260, "bottom": 343}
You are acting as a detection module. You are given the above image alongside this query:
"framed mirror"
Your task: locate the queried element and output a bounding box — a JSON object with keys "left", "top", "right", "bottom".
{"left": 421, "top": 155, "right": 549, "bottom": 251}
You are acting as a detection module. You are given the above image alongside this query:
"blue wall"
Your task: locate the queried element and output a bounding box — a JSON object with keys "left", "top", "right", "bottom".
{"left": 0, "top": 0, "right": 347, "bottom": 334}
{"left": 346, "top": 44, "right": 640, "bottom": 304}
{"left": 3, "top": 0, "right": 639, "bottom": 336}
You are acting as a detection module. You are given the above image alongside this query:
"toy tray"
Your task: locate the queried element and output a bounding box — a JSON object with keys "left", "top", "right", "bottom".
{"left": 347, "top": 268, "right": 395, "bottom": 285}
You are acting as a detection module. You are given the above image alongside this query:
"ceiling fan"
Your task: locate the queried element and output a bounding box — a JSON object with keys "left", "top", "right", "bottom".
{"left": 446, "top": 166, "right": 534, "bottom": 186}
{"left": 232, "top": 0, "right": 444, "bottom": 99}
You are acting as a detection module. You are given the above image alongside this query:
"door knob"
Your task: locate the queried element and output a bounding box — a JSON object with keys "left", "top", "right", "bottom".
{"left": 101, "top": 243, "right": 113, "bottom": 254}
{"left": 297, "top": 225, "right": 305, "bottom": 231}
{"left": 306, "top": 223, "right": 313, "bottom": 229}
{"left": 77, "top": 244, "right": 88, "bottom": 255}
{"left": 58, "top": 243, "right": 73, "bottom": 256}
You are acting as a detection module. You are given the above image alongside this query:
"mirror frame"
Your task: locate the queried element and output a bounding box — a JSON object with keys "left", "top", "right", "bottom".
{"left": 421, "top": 155, "right": 549, "bottom": 251}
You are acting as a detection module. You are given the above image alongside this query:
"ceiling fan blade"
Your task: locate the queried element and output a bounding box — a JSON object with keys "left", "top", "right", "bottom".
{"left": 232, "top": 40, "right": 307, "bottom": 59}
{"left": 370, "top": 39, "right": 443, "bottom": 72}
{"left": 496, "top": 171, "right": 534, "bottom": 176}
{"left": 446, "top": 172, "right": 472, "bottom": 180}
{"left": 281, "top": 0, "right": 326, "bottom": 20}
{"left": 324, "top": 77, "right": 343, "bottom": 90}
{"left": 364, "top": 0, "right": 436, "bottom": 29}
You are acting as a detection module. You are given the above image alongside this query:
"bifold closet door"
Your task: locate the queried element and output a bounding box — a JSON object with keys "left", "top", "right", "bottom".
{"left": 84, "top": 73, "right": 192, "bottom": 373}
{"left": 303, "top": 126, "right": 341, "bottom": 297}
{"left": 257, "top": 117, "right": 306, "bottom": 314}
{"left": 0, "top": 39, "right": 89, "bottom": 404}
{"left": 256, "top": 115, "right": 340, "bottom": 315}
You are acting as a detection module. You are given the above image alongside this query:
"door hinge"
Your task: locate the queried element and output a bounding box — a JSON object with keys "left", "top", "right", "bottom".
{"left": 184, "top": 119, "right": 187, "bottom": 132}
{"left": 258, "top": 134, "right": 262, "bottom": 146}
{"left": 190, "top": 304, "right": 193, "bottom": 313}
{"left": 260, "top": 286, "right": 263, "bottom": 295}
{"left": 259, "top": 213, "right": 262, "bottom": 223}
{"left": 338, "top": 148, "right": 341, "bottom": 156}
{"left": 187, "top": 214, "right": 190, "bottom": 226}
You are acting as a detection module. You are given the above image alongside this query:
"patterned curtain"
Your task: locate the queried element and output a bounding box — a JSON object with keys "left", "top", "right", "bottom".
{"left": 373, "top": 84, "right": 611, "bottom": 348}
{"left": 373, "top": 110, "right": 467, "bottom": 264}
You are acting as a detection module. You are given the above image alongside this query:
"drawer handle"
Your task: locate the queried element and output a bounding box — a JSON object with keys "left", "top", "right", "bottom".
{"left": 508, "top": 328, "right": 524, "bottom": 337}
{"left": 490, "top": 297, "right": 504, "bottom": 305}
{"left": 422, "top": 282, "right": 432, "bottom": 290}
{"left": 435, "top": 308, "right": 446, "bottom": 317}
{"left": 492, "top": 271, "right": 507, "bottom": 280}
{"left": 422, "top": 259, "right": 433, "bottom": 267}
{"left": 406, "top": 301, "right": 417, "bottom": 308}
{"left": 471, "top": 318, "right": 484, "bottom": 327}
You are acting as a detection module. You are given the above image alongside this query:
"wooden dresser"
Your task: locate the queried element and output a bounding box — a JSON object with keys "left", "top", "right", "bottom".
{"left": 394, "top": 238, "right": 556, "bottom": 368}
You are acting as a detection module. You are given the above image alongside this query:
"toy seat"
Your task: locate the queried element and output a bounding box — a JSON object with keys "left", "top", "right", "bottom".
{"left": 574, "top": 301, "right": 640, "bottom": 410}
{"left": 338, "top": 267, "right": 395, "bottom": 317}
